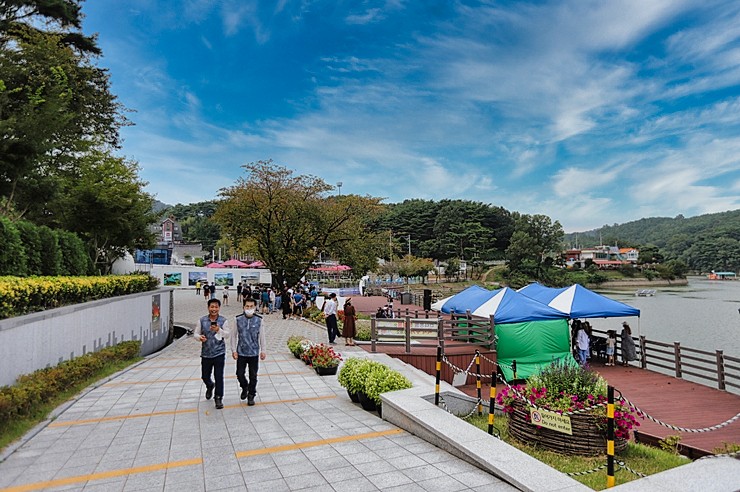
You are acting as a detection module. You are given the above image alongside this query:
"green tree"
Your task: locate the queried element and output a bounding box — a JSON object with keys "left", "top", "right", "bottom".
{"left": 55, "top": 150, "right": 156, "bottom": 273}
{"left": 37, "top": 225, "right": 61, "bottom": 275}
{"left": 214, "top": 161, "right": 385, "bottom": 287}
{"left": 14, "top": 220, "right": 42, "bottom": 275}
{"left": 57, "top": 229, "right": 88, "bottom": 274}
{"left": 0, "top": 216, "right": 26, "bottom": 275}
{"left": 505, "top": 213, "right": 564, "bottom": 278}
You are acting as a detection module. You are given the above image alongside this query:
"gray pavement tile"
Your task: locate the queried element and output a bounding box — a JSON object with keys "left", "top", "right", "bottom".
{"left": 365, "top": 469, "right": 414, "bottom": 489}
{"left": 54, "top": 463, "right": 99, "bottom": 479}
{"left": 329, "top": 476, "right": 380, "bottom": 491}
{"left": 270, "top": 450, "right": 311, "bottom": 466}
{"left": 471, "top": 482, "right": 518, "bottom": 492}
{"left": 94, "top": 458, "right": 136, "bottom": 473}
{"left": 450, "top": 469, "right": 504, "bottom": 488}
{"left": 318, "top": 464, "right": 364, "bottom": 483}
{"left": 165, "top": 466, "right": 205, "bottom": 485}
{"left": 122, "top": 470, "right": 166, "bottom": 491}
{"left": 433, "top": 459, "right": 481, "bottom": 476}
{"left": 389, "top": 453, "right": 429, "bottom": 470}
{"left": 82, "top": 478, "right": 127, "bottom": 491}
{"left": 400, "top": 463, "right": 448, "bottom": 481}
{"left": 384, "top": 484, "right": 428, "bottom": 492}
{"left": 373, "top": 444, "right": 412, "bottom": 460}
{"left": 277, "top": 458, "right": 319, "bottom": 478}
{"left": 241, "top": 466, "right": 282, "bottom": 484}
{"left": 208, "top": 472, "right": 247, "bottom": 490}
{"left": 164, "top": 479, "right": 205, "bottom": 491}
{"left": 236, "top": 454, "right": 276, "bottom": 472}
{"left": 414, "top": 474, "right": 469, "bottom": 492}
{"left": 306, "top": 455, "right": 351, "bottom": 472}
{"left": 246, "top": 477, "right": 290, "bottom": 491}
{"left": 416, "top": 450, "right": 454, "bottom": 465}
{"left": 357, "top": 459, "right": 397, "bottom": 477}
{"left": 283, "top": 470, "right": 330, "bottom": 490}
{"left": 302, "top": 445, "right": 341, "bottom": 461}
{"left": 343, "top": 451, "right": 382, "bottom": 466}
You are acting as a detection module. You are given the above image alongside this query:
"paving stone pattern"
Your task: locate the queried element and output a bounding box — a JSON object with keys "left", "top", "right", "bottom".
{"left": 0, "top": 290, "right": 515, "bottom": 491}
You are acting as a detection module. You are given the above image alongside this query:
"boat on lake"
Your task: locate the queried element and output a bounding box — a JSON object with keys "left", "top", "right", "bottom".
{"left": 635, "top": 289, "right": 656, "bottom": 296}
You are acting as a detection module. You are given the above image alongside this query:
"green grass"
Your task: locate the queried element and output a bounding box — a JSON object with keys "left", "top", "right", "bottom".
{"left": 466, "top": 415, "right": 688, "bottom": 490}
{"left": 0, "top": 357, "right": 141, "bottom": 452}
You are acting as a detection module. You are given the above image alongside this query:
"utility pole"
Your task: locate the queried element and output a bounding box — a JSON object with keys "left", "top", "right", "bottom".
{"left": 408, "top": 235, "right": 411, "bottom": 256}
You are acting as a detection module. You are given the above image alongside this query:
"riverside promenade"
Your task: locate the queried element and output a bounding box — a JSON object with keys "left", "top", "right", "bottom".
{"left": 0, "top": 291, "right": 513, "bottom": 492}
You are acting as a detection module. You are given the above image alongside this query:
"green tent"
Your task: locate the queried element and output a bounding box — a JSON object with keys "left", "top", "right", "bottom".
{"left": 496, "top": 319, "right": 577, "bottom": 380}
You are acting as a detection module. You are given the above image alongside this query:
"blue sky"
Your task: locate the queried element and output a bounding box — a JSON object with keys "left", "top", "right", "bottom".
{"left": 81, "top": 0, "right": 740, "bottom": 232}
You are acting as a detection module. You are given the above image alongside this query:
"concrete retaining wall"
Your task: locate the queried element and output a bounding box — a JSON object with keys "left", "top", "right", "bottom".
{"left": 0, "top": 289, "right": 173, "bottom": 386}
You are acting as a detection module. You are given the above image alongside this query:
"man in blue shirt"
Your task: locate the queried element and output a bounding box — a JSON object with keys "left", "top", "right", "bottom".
{"left": 194, "top": 299, "right": 229, "bottom": 409}
{"left": 229, "top": 297, "right": 267, "bottom": 406}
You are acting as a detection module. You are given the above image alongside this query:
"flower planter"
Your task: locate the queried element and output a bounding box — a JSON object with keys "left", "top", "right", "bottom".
{"left": 357, "top": 391, "right": 377, "bottom": 411}
{"left": 315, "top": 366, "right": 338, "bottom": 376}
{"left": 508, "top": 401, "right": 627, "bottom": 456}
{"left": 347, "top": 390, "right": 360, "bottom": 403}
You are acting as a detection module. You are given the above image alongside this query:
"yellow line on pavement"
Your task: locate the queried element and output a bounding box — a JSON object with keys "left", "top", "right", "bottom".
{"left": 103, "top": 371, "right": 310, "bottom": 386}
{"left": 48, "top": 395, "right": 336, "bottom": 427}
{"left": 236, "top": 429, "right": 404, "bottom": 458}
{"left": 0, "top": 457, "right": 202, "bottom": 492}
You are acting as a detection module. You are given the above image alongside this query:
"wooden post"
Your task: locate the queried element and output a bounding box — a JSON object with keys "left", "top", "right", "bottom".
{"left": 716, "top": 350, "right": 726, "bottom": 390}
{"left": 674, "top": 342, "right": 682, "bottom": 378}
{"left": 405, "top": 316, "right": 411, "bottom": 353}
{"left": 371, "top": 315, "right": 377, "bottom": 353}
{"left": 606, "top": 385, "right": 615, "bottom": 488}
{"left": 639, "top": 335, "right": 647, "bottom": 369}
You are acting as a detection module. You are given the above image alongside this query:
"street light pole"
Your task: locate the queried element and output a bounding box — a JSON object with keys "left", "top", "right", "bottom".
{"left": 337, "top": 181, "right": 343, "bottom": 196}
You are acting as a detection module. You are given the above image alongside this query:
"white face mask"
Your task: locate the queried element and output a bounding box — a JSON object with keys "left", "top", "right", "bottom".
{"left": 244, "top": 309, "right": 255, "bottom": 317}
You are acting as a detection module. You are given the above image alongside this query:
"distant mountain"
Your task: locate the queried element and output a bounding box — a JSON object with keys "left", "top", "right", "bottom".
{"left": 564, "top": 209, "right": 740, "bottom": 272}
{"left": 152, "top": 200, "right": 171, "bottom": 214}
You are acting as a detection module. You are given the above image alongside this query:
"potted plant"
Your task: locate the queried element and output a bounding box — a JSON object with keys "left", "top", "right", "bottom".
{"left": 286, "top": 336, "right": 304, "bottom": 358}
{"left": 362, "top": 364, "right": 412, "bottom": 416}
{"left": 496, "top": 359, "right": 642, "bottom": 455}
{"left": 338, "top": 358, "right": 370, "bottom": 402}
{"left": 305, "top": 344, "right": 342, "bottom": 375}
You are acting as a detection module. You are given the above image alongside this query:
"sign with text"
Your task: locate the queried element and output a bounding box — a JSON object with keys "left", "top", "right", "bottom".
{"left": 530, "top": 408, "right": 572, "bottom": 435}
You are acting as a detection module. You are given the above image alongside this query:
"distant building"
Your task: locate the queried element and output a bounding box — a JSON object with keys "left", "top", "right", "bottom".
{"left": 564, "top": 245, "right": 638, "bottom": 269}
{"left": 148, "top": 216, "right": 182, "bottom": 244}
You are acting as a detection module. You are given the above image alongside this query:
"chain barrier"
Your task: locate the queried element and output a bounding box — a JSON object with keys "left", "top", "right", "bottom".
{"left": 565, "top": 463, "right": 607, "bottom": 477}
{"left": 437, "top": 394, "right": 484, "bottom": 421}
{"left": 440, "top": 355, "right": 494, "bottom": 379}
{"left": 616, "top": 460, "right": 647, "bottom": 478}
{"left": 697, "top": 450, "right": 740, "bottom": 461}
{"left": 619, "top": 395, "right": 740, "bottom": 433}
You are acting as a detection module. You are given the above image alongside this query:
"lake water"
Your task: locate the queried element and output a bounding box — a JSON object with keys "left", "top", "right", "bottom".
{"left": 589, "top": 277, "right": 740, "bottom": 358}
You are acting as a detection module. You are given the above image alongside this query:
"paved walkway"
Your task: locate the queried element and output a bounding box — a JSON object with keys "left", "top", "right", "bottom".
{"left": 0, "top": 291, "right": 514, "bottom": 492}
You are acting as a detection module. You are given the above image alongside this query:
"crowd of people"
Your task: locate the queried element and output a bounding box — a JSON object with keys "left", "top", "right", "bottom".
{"left": 572, "top": 319, "right": 637, "bottom": 367}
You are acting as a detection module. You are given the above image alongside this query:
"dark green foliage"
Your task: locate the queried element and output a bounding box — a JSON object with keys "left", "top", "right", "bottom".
{"left": 57, "top": 229, "right": 88, "bottom": 275}
{"left": 167, "top": 201, "right": 221, "bottom": 252}
{"left": 14, "top": 221, "right": 42, "bottom": 275}
{"left": 0, "top": 216, "right": 27, "bottom": 275}
{"left": 0, "top": 340, "right": 141, "bottom": 428}
{"left": 37, "top": 225, "right": 61, "bottom": 275}
{"left": 564, "top": 210, "right": 740, "bottom": 272}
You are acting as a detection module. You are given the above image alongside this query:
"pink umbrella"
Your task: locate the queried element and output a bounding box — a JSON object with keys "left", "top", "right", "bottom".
{"left": 222, "top": 259, "right": 248, "bottom": 267}
{"left": 246, "top": 261, "right": 264, "bottom": 268}
{"left": 206, "top": 262, "right": 225, "bottom": 268}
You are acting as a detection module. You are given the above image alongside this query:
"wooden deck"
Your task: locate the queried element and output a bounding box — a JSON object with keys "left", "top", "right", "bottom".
{"left": 366, "top": 340, "right": 740, "bottom": 457}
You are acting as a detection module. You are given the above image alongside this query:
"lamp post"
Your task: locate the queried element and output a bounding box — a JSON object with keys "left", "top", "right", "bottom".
{"left": 337, "top": 181, "right": 343, "bottom": 196}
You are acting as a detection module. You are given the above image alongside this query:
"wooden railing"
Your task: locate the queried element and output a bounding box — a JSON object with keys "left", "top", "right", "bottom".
{"left": 591, "top": 328, "right": 740, "bottom": 392}
{"left": 369, "top": 314, "right": 494, "bottom": 353}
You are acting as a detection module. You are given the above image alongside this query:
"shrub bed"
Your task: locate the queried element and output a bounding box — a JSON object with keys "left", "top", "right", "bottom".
{"left": 0, "top": 274, "right": 159, "bottom": 319}
{"left": 0, "top": 341, "right": 141, "bottom": 429}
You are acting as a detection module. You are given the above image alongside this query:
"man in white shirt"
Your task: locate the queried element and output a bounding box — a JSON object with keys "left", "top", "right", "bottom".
{"left": 323, "top": 293, "right": 340, "bottom": 344}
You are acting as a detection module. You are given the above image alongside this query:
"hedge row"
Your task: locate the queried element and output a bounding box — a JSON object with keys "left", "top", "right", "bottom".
{"left": 0, "top": 274, "right": 159, "bottom": 319}
{"left": 0, "top": 216, "right": 91, "bottom": 276}
{"left": 0, "top": 340, "right": 141, "bottom": 428}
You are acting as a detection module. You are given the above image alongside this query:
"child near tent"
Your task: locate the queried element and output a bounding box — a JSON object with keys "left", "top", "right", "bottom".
{"left": 606, "top": 330, "right": 616, "bottom": 366}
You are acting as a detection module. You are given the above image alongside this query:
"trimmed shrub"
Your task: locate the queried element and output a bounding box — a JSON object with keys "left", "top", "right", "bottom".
{"left": 0, "top": 340, "right": 141, "bottom": 428}
{"left": 38, "top": 226, "right": 62, "bottom": 275}
{"left": 57, "top": 230, "right": 89, "bottom": 275}
{"left": 14, "top": 221, "right": 42, "bottom": 275}
{"left": 0, "top": 216, "right": 27, "bottom": 276}
{"left": 0, "top": 274, "right": 159, "bottom": 319}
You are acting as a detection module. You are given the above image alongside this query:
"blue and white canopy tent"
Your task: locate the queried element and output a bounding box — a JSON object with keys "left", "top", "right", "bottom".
{"left": 431, "top": 286, "right": 575, "bottom": 380}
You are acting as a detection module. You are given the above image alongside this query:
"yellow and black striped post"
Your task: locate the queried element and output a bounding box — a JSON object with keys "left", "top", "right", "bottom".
{"left": 606, "top": 385, "right": 615, "bottom": 488}
{"left": 475, "top": 350, "right": 482, "bottom": 416}
{"left": 487, "top": 367, "right": 497, "bottom": 435}
{"left": 435, "top": 345, "right": 442, "bottom": 406}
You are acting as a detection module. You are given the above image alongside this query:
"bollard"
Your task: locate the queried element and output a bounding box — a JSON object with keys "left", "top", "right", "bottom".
{"left": 512, "top": 359, "right": 517, "bottom": 380}
{"left": 435, "top": 345, "right": 442, "bottom": 406}
{"left": 475, "top": 350, "right": 482, "bottom": 416}
{"left": 487, "top": 368, "right": 496, "bottom": 435}
{"left": 606, "top": 385, "right": 615, "bottom": 488}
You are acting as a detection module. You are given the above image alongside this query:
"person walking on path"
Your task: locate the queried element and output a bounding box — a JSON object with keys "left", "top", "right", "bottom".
{"left": 229, "top": 297, "right": 266, "bottom": 406}
{"left": 342, "top": 298, "right": 357, "bottom": 346}
{"left": 576, "top": 323, "right": 590, "bottom": 365}
{"left": 281, "top": 287, "right": 292, "bottom": 319}
{"left": 236, "top": 282, "right": 243, "bottom": 303}
{"left": 323, "top": 293, "right": 340, "bottom": 344}
{"left": 203, "top": 282, "right": 210, "bottom": 301}
{"left": 209, "top": 282, "right": 217, "bottom": 300}
{"left": 195, "top": 280, "right": 201, "bottom": 295}
{"left": 620, "top": 322, "right": 637, "bottom": 366}
{"left": 222, "top": 285, "right": 230, "bottom": 306}
{"left": 195, "top": 298, "right": 229, "bottom": 409}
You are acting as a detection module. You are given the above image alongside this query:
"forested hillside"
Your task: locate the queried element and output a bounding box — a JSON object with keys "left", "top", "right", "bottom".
{"left": 565, "top": 209, "right": 740, "bottom": 272}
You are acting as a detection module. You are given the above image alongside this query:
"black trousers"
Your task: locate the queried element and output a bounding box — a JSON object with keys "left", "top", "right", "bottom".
{"left": 326, "top": 314, "right": 339, "bottom": 342}
{"left": 236, "top": 355, "right": 259, "bottom": 396}
{"left": 201, "top": 354, "right": 225, "bottom": 398}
